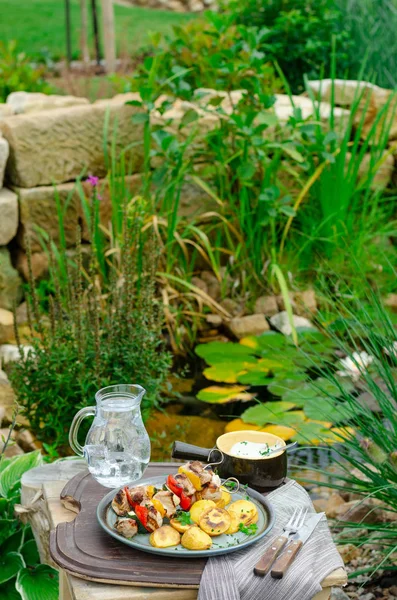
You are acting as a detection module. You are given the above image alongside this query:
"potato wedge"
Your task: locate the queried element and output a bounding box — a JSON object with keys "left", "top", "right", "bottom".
{"left": 225, "top": 510, "right": 240, "bottom": 534}
{"left": 227, "top": 500, "right": 257, "bottom": 527}
{"left": 170, "top": 517, "right": 194, "bottom": 534}
{"left": 190, "top": 499, "right": 216, "bottom": 524}
{"left": 215, "top": 489, "right": 232, "bottom": 509}
{"left": 199, "top": 507, "right": 231, "bottom": 536}
{"left": 181, "top": 526, "right": 212, "bottom": 550}
{"left": 149, "top": 525, "right": 181, "bottom": 548}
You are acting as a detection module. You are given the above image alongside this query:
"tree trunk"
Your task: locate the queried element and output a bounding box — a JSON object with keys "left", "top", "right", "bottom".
{"left": 80, "top": 0, "right": 90, "bottom": 65}
{"left": 101, "top": 0, "right": 116, "bottom": 73}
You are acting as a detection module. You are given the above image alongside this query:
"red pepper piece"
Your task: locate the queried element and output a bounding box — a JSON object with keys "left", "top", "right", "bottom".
{"left": 167, "top": 474, "right": 183, "bottom": 497}
{"left": 180, "top": 491, "right": 191, "bottom": 510}
{"left": 124, "top": 486, "right": 135, "bottom": 508}
{"left": 135, "top": 505, "right": 151, "bottom": 532}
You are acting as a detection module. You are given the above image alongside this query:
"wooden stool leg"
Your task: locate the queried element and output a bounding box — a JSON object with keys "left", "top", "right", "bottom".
{"left": 59, "top": 571, "right": 74, "bottom": 600}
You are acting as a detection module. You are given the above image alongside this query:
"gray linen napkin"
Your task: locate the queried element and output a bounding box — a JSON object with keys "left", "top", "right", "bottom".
{"left": 198, "top": 479, "right": 345, "bottom": 600}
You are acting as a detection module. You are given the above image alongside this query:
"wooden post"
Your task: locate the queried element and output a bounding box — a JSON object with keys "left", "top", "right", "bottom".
{"left": 101, "top": 0, "right": 116, "bottom": 73}
{"left": 65, "top": 0, "right": 72, "bottom": 66}
{"left": 80, "top": 0, "right": 90, "bottom": 65}
{"left": 91, "top": 0, "right": 102, "bottom": 66}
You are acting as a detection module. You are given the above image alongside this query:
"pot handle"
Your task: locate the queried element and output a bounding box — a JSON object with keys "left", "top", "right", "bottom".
{"left": 172, "top": 441, "right": 214, "bottom": 462}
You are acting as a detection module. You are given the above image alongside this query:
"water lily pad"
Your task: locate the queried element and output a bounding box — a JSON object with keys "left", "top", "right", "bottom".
{"left": 261, "top": 424, "right": 296, "bottom": 440}
{"left": 224, "top": 419, "right": 261, "bottom": 433}
{"left": 273, "top": 411, "right": 306, "bottom": 426}
{"left": 283, "top": 384, "right": 321, "bottom": 404}
{"left": 289, "top": 421, "right": 331, "bottom": 444}
{"left": 326, "top": 427, "right": 355, "bottom": 442}
{"left": 268, "top": 377, "right": 308, "bottom": 396}
{"left": 240, "top": 332, "right": 287, "bottom": 351}
{"left": 241, "top": 401, "right": 296, "bottom": 426}
{"left": 196, "top": 342, "right": 257, "bottom": 365}
{"left": 197, "top": 386, "right": 255, "bottom": 404}
{"left": 303, "top": 398, "right": 359, "bottom": 423}
{"left": 236, "top": 371, "right": 274, "bottom": 385}
{"left": 203, "top": 363, "right": 250, "bottom": 383}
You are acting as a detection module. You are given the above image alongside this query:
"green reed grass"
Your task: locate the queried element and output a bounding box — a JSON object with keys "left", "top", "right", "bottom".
{"left": 295, "top": 287, "right": 397, "bottom": 580}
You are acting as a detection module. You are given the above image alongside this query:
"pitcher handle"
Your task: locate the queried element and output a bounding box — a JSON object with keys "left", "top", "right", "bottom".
{"left": 69, "top": 406, "right": 96, "bottom": 457}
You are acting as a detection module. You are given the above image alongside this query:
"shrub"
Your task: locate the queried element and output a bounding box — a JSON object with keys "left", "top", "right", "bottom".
{"left": 133, "top": 12, "right": 281, "bottom": 98}
{"left": 8, "top": 204, "right": 172, "bottom": 453}
{"left": 224, "top": 0, "right": 354, "bottom": 92}
{"left": 0, "top": 41, "right": 52, "bottom": 102}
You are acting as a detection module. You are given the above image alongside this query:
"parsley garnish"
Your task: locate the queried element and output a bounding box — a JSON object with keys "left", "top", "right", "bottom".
{"left": 175, "top": 511, "right": 193, "bottom": 526}
{"left": 238, "top": 522, "right": 258, "bottom": 536}
{"left": 224, "top": 481, "right": 237, "bottom": 491}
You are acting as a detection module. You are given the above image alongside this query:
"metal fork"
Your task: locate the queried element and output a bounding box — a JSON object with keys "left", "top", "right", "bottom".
{"left": 254, "top": 507, "right": 308, "bottom": 577}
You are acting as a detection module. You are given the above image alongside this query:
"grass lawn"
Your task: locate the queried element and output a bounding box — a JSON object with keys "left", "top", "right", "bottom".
{"left": 0, "top": 0, "right": 194, "bottom": 60}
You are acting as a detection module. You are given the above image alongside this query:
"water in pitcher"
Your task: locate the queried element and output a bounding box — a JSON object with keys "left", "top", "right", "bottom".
{"left": 85, "top": 445, "right": 149, "bottom": 488}
{"left": 69, "top": 387, "right": 151, "bottom": 488}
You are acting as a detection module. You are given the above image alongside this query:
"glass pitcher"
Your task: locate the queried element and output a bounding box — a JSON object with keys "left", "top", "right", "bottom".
{"left": 69, "top": 384, "right": 151, "bottom": 488}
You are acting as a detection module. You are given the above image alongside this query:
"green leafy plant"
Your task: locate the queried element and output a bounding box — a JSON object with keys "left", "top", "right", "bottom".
{"left": 133, "top": 12, "right": 281, "bottom": 97}
{"left": 0, "top": 446, "right": 58, "bottom": 599}
{"left": 8, "top": 211, "right": 172, "bottom": 452}
{"left": 0, "top": 41, "right": 52, "bottom": 102}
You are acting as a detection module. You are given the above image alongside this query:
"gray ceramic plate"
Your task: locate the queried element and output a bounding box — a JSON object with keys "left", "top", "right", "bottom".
{"left": 97, "top": 474, "right": 275, "bottom": 558}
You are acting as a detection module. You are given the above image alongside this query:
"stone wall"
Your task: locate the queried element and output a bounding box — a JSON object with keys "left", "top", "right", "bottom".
{"left": 0, "top": 91, "right": 145, "bottom": 329}
{"left": 0, "top": 81, "right": 395, "bottom": 324}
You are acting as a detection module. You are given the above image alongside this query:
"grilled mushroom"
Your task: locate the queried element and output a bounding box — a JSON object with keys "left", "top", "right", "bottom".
{"left": 115, "top": 517, "right": 138, "bottom": 539}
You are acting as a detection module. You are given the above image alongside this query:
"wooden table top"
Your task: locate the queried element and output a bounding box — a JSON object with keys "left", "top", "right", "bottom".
{"left": 39, "top": 461, "right": 347, "bottom": 600}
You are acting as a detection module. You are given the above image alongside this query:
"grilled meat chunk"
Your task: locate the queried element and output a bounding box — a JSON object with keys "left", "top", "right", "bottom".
{"left": 146, "top": 505, "right": 163, "bottom": 532}
{"left": 174, "top": 473, "right": 196, "bottom": 497}
{"left": 200, "top": 480, "right": 222, "bottom": 502}
{"left": 153, "top": 490, "right": 180, "bottom": 518}
{"left": 111, "top": 488, "right": 130, "bottom": 516}
{"left": 115, "top": 517, "right": 138, "bottom": 539}
{"left": 186, "top": 461, "right": 213, "bottom": 486}
{"left": 127, "top": 486, "right": 150, "bottom": 506}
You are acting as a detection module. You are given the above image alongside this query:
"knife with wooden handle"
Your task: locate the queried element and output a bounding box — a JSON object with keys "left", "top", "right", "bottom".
{"left": 271, "top": 512, "right": 324, "bottom": 579}
{"left": 254, "top": 535, "right": 289, "bottom": 576}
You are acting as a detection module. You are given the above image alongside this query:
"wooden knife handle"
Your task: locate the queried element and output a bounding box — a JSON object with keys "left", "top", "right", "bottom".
{"left": 270, "top": 539, "right": 303, "bottom": 579}
{"left": 254, "top": 535, "right": 288, "bottom": 577}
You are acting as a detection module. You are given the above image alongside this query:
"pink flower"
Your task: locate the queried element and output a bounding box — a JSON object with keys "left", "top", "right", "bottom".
{"left": 86, "top": 175, "right": 99, "bottom": 187}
